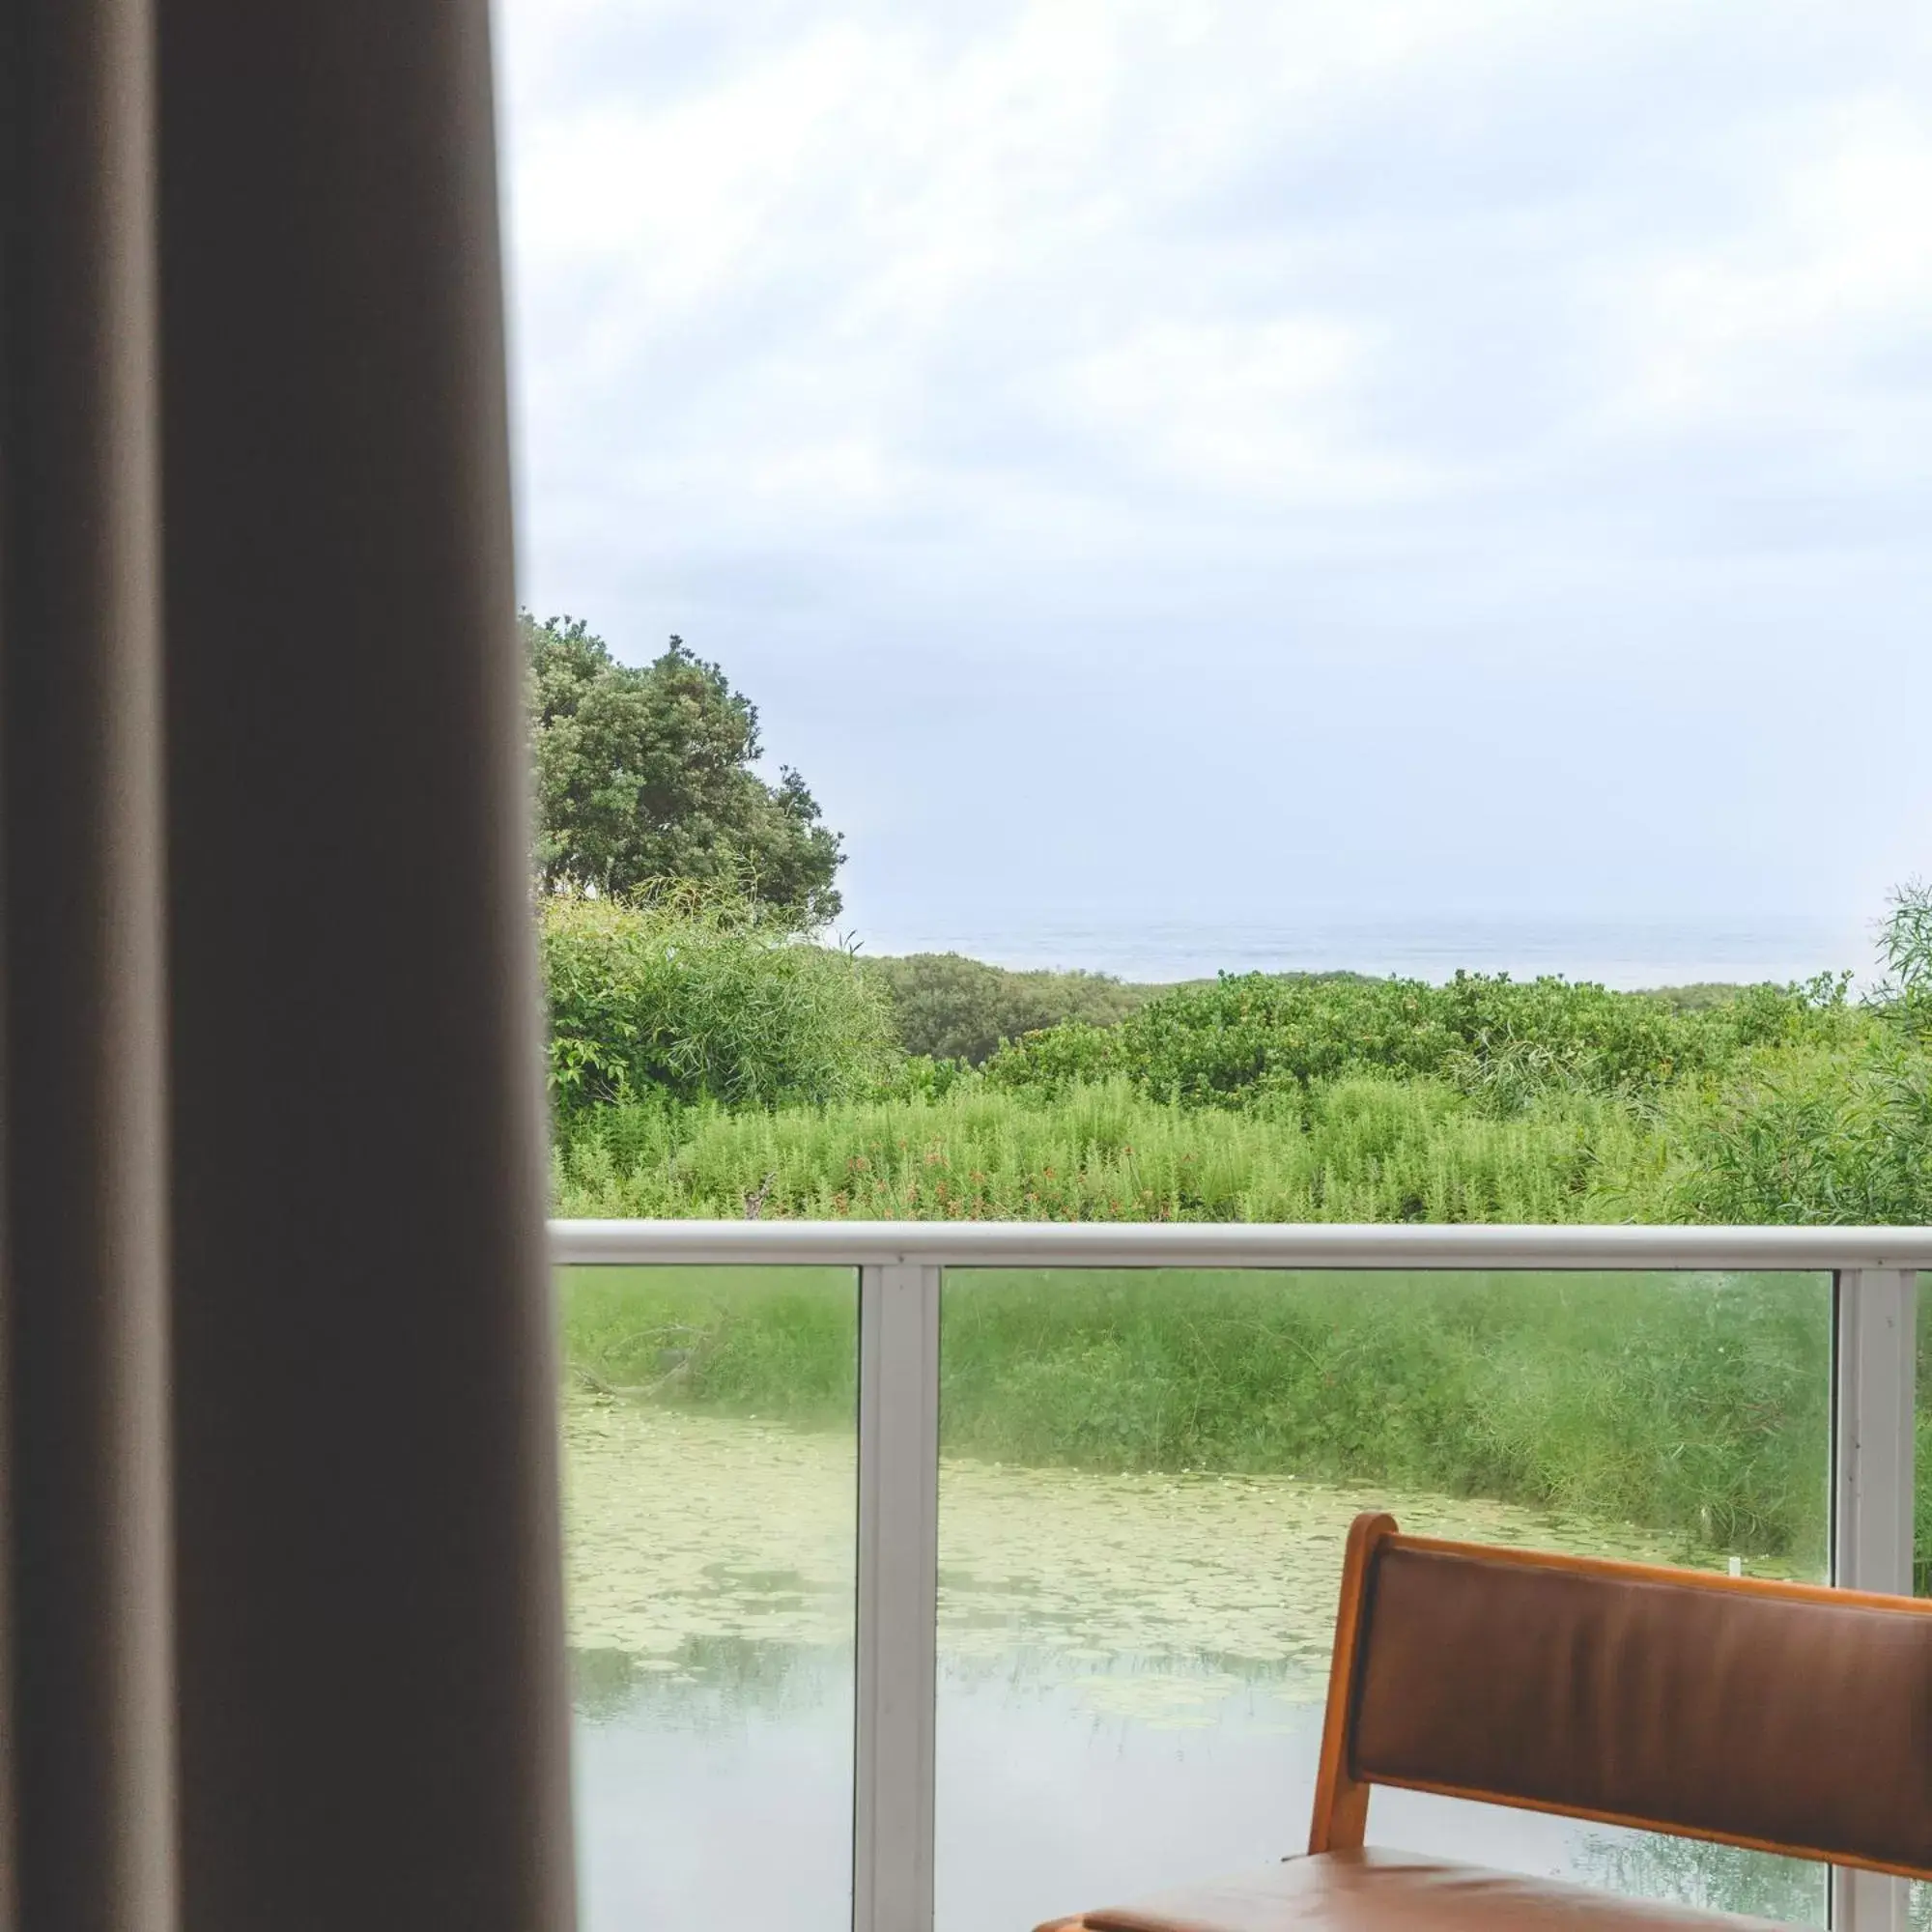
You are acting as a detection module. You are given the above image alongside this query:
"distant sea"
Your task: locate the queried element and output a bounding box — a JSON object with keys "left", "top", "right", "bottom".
{"left": 847, "top": 912, "right": 1876, "bottom": 992}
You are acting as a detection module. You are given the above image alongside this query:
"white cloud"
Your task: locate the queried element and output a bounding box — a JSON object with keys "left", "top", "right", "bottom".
{"left": 495, "top": 0, "right": 1932, "bottom": 935}
{"left": 1050, "top": 317, "right": 1431, "bottom": 504}
{"left": 1603, "top": 92, "right": 1932, "bottom": 466}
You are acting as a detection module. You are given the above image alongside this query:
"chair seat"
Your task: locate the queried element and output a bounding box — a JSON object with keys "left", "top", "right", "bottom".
{"left": 1043, "top": 1847, "right": 1790, "bottom": 1932}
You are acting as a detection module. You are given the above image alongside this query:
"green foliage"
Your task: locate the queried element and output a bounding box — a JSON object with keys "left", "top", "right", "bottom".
{"left": 558, "top": 1264, "right": 1831, "bottom": 1570}
{"left": 939, "top": 1268, "right": 1829, "bottom": 1565}
{"left": 540, "top": 891, "right": 894, "bottom": 1113}
{"left": 1876, "top": 877, "right": 1932, "bottom": 1038}
{"left": 553, "top": 1074, "right": 1650, "bottom": 1222}
{"left": 547, "top": 884, "right": 1932, "bottom": 1589}
{"left": 985, "top": 969, "right": 1844, "bottom": 1112}
{"left": 981, "top": 1018, "right": 1122, "bottom": 1094}
{"left": 1641, "top": 982, "right": 1755, "bottom": 1014}
{"left": 1660, "top": 1037, "right": 1932, "bottom": 1225}
{"left": 526, "top": 614, "right": 842, "bottom": 924}
{"left": 864, "top": 952, "right": 1154, "bottom": 1064}
{"left": 1633, "top": 899, "right": 1930, "bottom": 1226}
{"left": 566, "top": 1264, "right": 856, "bottom": 1422}
{"left": 545, "top": 905, "right": 1927, "bottom": 1230}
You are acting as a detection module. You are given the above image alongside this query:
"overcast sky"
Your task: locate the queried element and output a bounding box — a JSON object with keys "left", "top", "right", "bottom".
{"left": 497, "top": 0, "right": 1932, "bottom": 971}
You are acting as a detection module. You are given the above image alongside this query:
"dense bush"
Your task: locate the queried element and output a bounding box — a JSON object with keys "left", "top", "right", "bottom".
{"left": 1648, "top": 890, "right": 1932, "bottom": 1225}
{"left": 540, "top": 891, "right": 894, "bottom": 1112}
{"left": 1660, "top": 1037, "right": 1932, "bottom": 1224}
{"left": 544, "top": 885, "right": 1932, "bottom": 1232}
{"left": 864, "top": 952, "right": 1154, "bottom": 1064}
{"left": 984, "top": 969, "right": 1847, "bottom": 1111}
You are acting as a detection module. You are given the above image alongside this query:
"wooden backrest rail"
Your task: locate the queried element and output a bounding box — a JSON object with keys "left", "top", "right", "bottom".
{"left": 1309, "top": 1511, "right": 1932, "bottom": 1882}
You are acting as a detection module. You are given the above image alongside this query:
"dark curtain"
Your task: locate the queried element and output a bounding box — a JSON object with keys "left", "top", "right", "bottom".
{"left": 0, "top": 0, "right": 575, "bottom": 1926}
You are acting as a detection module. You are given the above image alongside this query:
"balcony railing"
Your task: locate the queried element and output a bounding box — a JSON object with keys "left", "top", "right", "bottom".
{"left": 551, "top": 1219, "right": 1932, "bottom": 1932}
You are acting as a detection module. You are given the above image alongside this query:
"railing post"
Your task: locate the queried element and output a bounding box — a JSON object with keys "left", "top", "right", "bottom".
{"left": 1832, "top": 1268, "right": 1918, "bottom": 1932}
{"left": 855, "top": 1263, "right": 941, "bottom": 1932}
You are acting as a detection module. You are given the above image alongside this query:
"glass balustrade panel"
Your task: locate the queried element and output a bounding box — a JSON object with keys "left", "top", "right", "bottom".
{"left": 933, "top": 1266, "right": 1833, "bottom": 1931}
{"left": 557, "top": 1264, "right": 859, "bottom": 1932}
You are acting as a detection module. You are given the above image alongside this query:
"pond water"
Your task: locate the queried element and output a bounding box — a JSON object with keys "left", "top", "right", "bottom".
{"left": 564, "top": 1392, "right": 1829, "bottom": 1932}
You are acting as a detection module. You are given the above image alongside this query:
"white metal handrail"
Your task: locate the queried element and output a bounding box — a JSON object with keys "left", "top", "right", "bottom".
{"left": 550, "top": 1221, "right": 1927, "bottom": 1932}
{"left": 552, "top": 1218, "right": 1932, "bottom": 1270}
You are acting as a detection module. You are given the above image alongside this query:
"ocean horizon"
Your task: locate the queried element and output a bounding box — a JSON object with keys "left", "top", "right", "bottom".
{"left": 841, "top": 910, "right": 1878, "bottom": 992}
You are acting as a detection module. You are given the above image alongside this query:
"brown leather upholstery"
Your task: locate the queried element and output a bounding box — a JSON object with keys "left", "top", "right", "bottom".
{"left": 1034, "top": 1516, "right": 1932, "bottom": 1931}
{"left": 1061, "top": 1849, "right": 1787, "bottom": 1932}
{"left": 1352, "top": 1545, "right": 1932, "bottom": 1872}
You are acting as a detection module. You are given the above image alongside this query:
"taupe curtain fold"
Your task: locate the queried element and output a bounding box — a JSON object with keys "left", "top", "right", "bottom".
{"left": 1, "top": 0, "right": 574, "bottom": 1925}
{"left": 0, "top": 1, "right": 175, "bottom": 1928}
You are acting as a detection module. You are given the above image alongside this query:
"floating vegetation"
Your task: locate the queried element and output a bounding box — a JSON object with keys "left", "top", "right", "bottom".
{"left": 563, "top": 1393, "right": 1719, "bottom": 1713}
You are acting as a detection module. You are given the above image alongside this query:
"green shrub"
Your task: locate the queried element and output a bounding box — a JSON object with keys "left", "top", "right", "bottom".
{"left": 983, "top": 1018, "right": 1122, "bottom": 1095}
{"left": 540, "top": 890, "right": 895, "bottom": 1112}
{"left": 865, "top": 952, "right": 1155, "bottom": 1064}
{"left": 984, "top": 970, "right": 1847, "bottom": 1113}
{"left": 1660, "top": 1035, "right": 1932, "bottom": 1225}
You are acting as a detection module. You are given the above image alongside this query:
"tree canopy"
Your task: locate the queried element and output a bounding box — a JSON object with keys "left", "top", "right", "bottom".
{"left": 526, "top": 614, "right": 842, "bottom": 924}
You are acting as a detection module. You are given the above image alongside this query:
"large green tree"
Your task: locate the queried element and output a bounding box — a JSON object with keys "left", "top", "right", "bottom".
{"left": 526, "top": 614, "right": 842, "bottom": 924}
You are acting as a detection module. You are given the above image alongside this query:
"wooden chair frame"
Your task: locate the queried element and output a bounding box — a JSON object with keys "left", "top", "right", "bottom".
{"left": 1310, "top": 1510, "right": 1932, "bottom": 1882}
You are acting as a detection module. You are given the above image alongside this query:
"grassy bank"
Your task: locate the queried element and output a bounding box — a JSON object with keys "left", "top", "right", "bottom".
{"left": 554, "top": 1075, "right": 1662, "bottom": 1222}
{"left": 543, "top": 885, "right": 1932, "bottom": 1229}
{"left": 548, "top": 886, "right": 1932, "bottom": 1583}
{"left": 560, "top": 1264, "right": 1878, "bottom": 1575}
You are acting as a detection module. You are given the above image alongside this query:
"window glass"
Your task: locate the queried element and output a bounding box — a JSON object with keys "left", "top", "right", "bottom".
{"left": 559, "top": 1264, "right": 859, "bottom": 1932}
{"left": 935, "top": 1267, "right": 1831, "bottom": 1930}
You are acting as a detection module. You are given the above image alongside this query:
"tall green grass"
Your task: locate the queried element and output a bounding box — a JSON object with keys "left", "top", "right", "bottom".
{"left": 567, "top": 1264, "right": 858, "bottom": 1419}
{"left": 554, "top": 1074, "right": 1659, "bottom": 1222}
{"left": 560, "top": 1264, "right": 1835, "bottom": 1570}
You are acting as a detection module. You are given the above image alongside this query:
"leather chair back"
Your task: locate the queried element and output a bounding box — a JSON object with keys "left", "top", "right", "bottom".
{"left": 1312, "top": 1512, "right": 1932, "bottom": 1880}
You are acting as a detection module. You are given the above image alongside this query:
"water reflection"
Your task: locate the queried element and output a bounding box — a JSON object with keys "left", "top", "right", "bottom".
{"left": 571, "top": 1634, "right": 1828, "bottom": 1932}
{"left": 572, "top": 1638, "right": 855, "bottom": 1932}
{"left": 566, "top": 1395, "right": 1830, "bottom": 1932}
